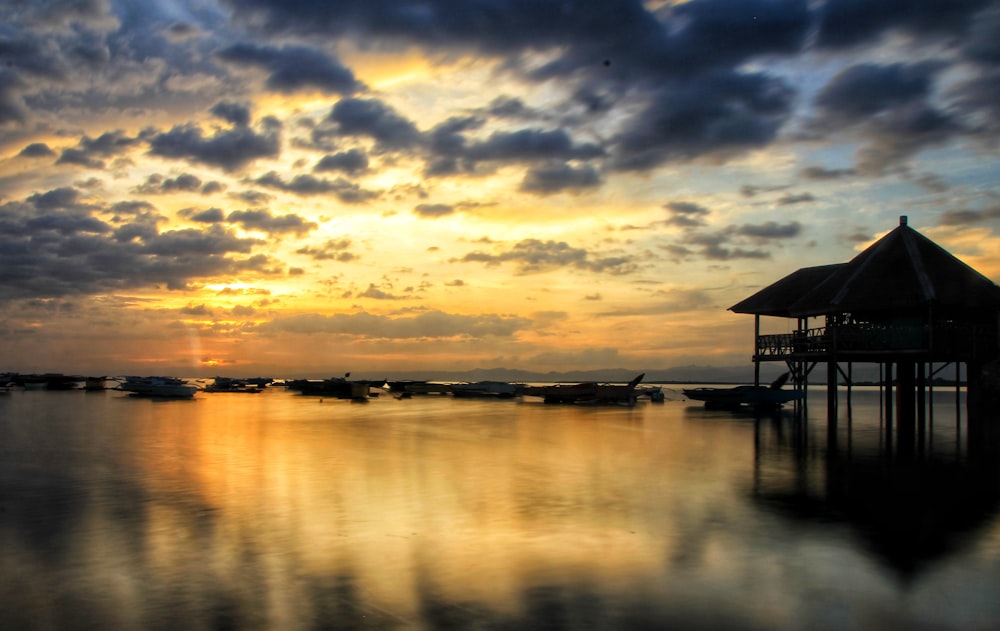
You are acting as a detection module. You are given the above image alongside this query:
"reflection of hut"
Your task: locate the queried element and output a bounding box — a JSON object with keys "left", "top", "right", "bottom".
{"left": 752, "top": 414, "right": 1000, "bottom": 581}
{"left": 730, "top": 217, "right": 1000, "bottom": 429}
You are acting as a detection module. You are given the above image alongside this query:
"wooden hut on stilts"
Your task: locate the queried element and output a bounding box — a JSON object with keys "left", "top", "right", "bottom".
{"left": 729, "top": 216, "right": 1000, "bottom": 443}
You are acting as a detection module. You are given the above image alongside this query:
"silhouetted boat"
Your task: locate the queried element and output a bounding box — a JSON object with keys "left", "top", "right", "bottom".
{"left": 683, "top": 373, "right": 801, "bottom": 409}
{"left": 203, "top": 377, "right": 263, "bottom": 393}
{"left": 119, "top": 376, "right": 198, "bottom": 398}
{"left": 287, "top": 374, "right": 383, "bottom": 400}
{"left": 521, "top": 374, "right": 645, "bottom": 405}
{"left": 18, "top": 373, "right": 82, "bottom": 390}
{"left": 450, "top": 381, "right": 521, "bottom": 398}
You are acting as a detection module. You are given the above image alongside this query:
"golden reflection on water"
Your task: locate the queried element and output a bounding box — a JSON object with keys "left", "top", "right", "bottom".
{"left": 113, "top": 391, "right": 761, "bottom": 624}
{"left": 2, "top": 387, "right": 998, "bottom": 629}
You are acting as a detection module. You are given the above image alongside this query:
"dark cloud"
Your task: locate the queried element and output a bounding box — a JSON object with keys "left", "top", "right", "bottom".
{"left": 812, "top": 62, "right": 962, "bottom": 174}
{"left": 314, "top": 149, "right": 369, "bottom": 175}
{"left": 55, "top": 130, "right": 140, "bottom": 168}
{"left": 0, "top": 68, "right": 27, "bottom": 124}
{"left": 414, "top": 203, "right": 455, "bottom": 218}
{"left": 736, "top": 220, "right": 802, "bottom": 239}
{"left": 612, "top": 70, "right": 794, "bottom": 170}
{"left": 215, "top": 43, "right": 363, "bottom": 94}
{"left": 665, "top": 201, "right": 710, "bottom": 228}
{"left": 148, "top": 121, "right": 281, "bottom": 172}
{"left": 800, "top": 166, "right": 856, "bottom": 180}
{"left": 962, "top": 7, "right": 1000, "bottom": 63}
{"left": 210, "top": 101, "right": 251, "bottom": 127}
{"left": 229, "top": 190, "right": 273, "bottom": 206}
{"left": 521, "top": 162, "right": 601, "bottom": 195}
{"left": 134, "top": 173, "right": 209, "bottom": 195}
{"left": 225, "top": 209, "right": 317, "bottom": 236}
{"left": 224, "top": 0, "right": 809, "bottom": 81}
{"left": 938, "top": 207, "right": 1000, "bottom": 226}
{"left": 18, "top": 142, "right": 55, "bottom": 158}
{"left": 815, "top": 63, "right": 938, "bottom": 123}
{"left": 662, "top": 219, "right": 801, "bottom": 261}
{"left": 815, "top": 0, "right": 991, "bottom": 50}
{"left": 328, "top": 98, "right": 422, "bottom": 149}
{"left": 685, "top": 231, "right": 771, "bottom": 261}
{"left": 0, "top": 190, "right": 270, "bottom": 301}
{"left": 252, "top": 171, "right": 380, "bottom": 203}
{"left": 295, "top": 238, "right": 357, "bottom": 261}
{"left": 468, "top": 129, "right": 603, "bottom": 162}
{"left": 776, "top": 193, "right": 815, "bottom": 206}
{"left": 456, "top": 238, "right": 637, "bottom": 275}
{"left": 28, "top": 187, "right": 94, "bottom": 212}
{"left": 184, "top": 207, "right": 226, "bottom": 223}
{"left": 740, "top": 184, "right": 791, "bottom": 198}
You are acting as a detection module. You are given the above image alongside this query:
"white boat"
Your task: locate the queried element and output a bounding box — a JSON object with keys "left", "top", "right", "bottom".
{"left": 119, "top": 376, "right": 198, "bottom": 398}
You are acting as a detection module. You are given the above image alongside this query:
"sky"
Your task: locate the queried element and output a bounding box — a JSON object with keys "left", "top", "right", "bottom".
{"left": 2, "top": 0, "right": 1000, "bottom": 379}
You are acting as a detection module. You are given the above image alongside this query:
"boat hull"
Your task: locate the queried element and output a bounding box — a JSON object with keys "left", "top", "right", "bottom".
{"left": 683, "top": 385, "right": 802, "bottom": 408}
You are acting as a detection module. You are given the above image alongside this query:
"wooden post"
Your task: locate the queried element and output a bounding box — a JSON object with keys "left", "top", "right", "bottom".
{"left": 827, "top": 360, "right": 838, "bottom": 422}
{"left": 885, "top": 362, "right": 894, "bottom": 450}
{"left": 897, "top": 361, "right": 916, "bottom": 455}
{"left": 754, "top": 314, "right": 761, "bottom": 387}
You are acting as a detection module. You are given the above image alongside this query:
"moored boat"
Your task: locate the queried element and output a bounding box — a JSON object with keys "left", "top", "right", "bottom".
{"left": 287, "top": 375, "right": 384, "bottom": 400}
{"left": 521, "top": 373, "right": 645, "bottom": 406}
{"left": 683, "top": 373, "right": 801, "bottom": 409}
{"left": 119, "top": 376, "right": 198, "bottom": 398}
{"left": 203, "top": 376, "right": 263, "bottom": 393}
{"left": 450, "top": 381, "right": 521, "bottom": 398}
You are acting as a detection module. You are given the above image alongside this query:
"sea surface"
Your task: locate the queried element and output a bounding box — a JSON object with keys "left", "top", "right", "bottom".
{"left": 1, "top": 384, "right": 999, "bottom": 630}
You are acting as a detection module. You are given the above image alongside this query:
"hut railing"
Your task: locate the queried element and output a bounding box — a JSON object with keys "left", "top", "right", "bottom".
{"left": 756, "top": 321, "right": 991, "bottom": 359}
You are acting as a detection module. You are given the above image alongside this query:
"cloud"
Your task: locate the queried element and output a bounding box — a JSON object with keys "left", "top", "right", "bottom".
{"left": 148, "top": 120, "right": 281, "bottom": 172}
{"left": 226, "top": 209, "right": 318, "bottom": 236}
{"left": 182, "top": 207, "right": 226, "bottom": 223}
{"left": 811, "top": 62, "right": 962, "bottom": 174}
{"left": 938, "top": 207, "right": 1000, "bottom": 226}
{"left": 664, "top": 201, "right": 711, "bottom": 228}
{"left": 814, "top": 0, "right": 990, "bottom": 50}
{"left": 520, "top": 162, "right": 601, "bottom": 195}
{"left": 800, "top": 166, "right": 856, "bottom": 180}
{"left": 414, "top": 203, "right": 455, "bottom": 218}
{"left": 18, "top": 142, "right": 55, "bottom": 158}
{"left": 662, "top": 220, "right": 801, "bottom": 261}
{"left": 776, "top": 193, "right": 815, "bottom": 206}
{"left": 328, "top": 98, "right": 422, "bottom": 149}
{"left": 210, "top": 101, "right": 251, "bottom": 127}
{"left": 56, "top": 130, "right": 141, "bottom": 169}
{"left": 456, "top": 238, "right": 637, "bottom": 275}
{"left": 612, "top": 70, "right": 795, "bottom": 170}
{"left": 314, "top": 149, "right": 369, "bottom": 175}
{"left": 295, "top": 238, "right": 357, "bottom": 261}
{"left": 215, "top": 43, "right": 364, "bottom": 94}
{"left": 252, "top": 171, "right": 380, "bottom": 203}
{"left": 134, "top": 173, "right": 219, "bottom": 195}
{"left": 735, "top": 221, "right": 802, "bottom": 239}
{"left": 259, "top": 309, "right": 531, "bottom": 339}
{"left": 0, "top": 189, "right": 271, "bottom": 301}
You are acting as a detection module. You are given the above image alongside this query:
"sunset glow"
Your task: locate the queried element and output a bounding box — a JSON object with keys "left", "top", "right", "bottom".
{"left": 2, "top": 1, "right": 1000, "bottom": 378}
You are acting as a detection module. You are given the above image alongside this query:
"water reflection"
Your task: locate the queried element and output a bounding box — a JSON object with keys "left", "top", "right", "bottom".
{"left": 1, "top": 388, "right": 999, "bottom": 629}
{"left": 750, "top": 389, "right": 1000, "bottom": 581}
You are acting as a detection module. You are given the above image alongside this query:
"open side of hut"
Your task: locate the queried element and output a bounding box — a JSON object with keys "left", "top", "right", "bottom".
{"left": 729, "top": 216, "right": 1000, "bottom": 419}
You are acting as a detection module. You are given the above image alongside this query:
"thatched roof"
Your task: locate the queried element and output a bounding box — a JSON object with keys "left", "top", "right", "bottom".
{"left": 730, "top": 218, "right": 1000, "bottom": 317}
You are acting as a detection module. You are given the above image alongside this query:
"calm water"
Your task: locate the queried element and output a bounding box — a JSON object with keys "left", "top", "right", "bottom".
{"left": 1, "top": 385, "right": 999, "bottom": 630}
